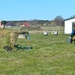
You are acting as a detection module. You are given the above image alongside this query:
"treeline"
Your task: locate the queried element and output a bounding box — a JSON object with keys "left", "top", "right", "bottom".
{"left": 2, "top": 15, "right": 64, "bottom": 27}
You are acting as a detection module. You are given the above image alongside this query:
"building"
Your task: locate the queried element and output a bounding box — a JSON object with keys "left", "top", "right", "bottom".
{"left": 0, "top": 21, "right": 4, "bottom": 28}
{"left": 64, "top": 17, "right": 75, "bottom": 34}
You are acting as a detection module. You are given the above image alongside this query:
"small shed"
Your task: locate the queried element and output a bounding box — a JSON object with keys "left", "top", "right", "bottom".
{"left": 64, "top": 17, "right": 75, "bottom": 34}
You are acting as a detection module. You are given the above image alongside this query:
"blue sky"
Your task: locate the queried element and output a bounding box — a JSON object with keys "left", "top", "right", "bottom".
{"left": 0, "top": 0, "right": 75, "bottom": 20}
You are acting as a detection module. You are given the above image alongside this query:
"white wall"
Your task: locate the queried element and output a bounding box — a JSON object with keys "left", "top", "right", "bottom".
{"left": 64, "top": 18, "right": 75, "bottom": 34}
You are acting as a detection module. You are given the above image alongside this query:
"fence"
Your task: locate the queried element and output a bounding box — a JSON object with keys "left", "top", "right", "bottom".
{"left": 41, "top": 26, "right": 64, "bottom": 34}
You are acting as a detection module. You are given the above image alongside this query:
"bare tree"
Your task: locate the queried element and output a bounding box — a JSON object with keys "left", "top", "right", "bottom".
{"left": 54, "top": 16, "right": 64, "bottom": 26}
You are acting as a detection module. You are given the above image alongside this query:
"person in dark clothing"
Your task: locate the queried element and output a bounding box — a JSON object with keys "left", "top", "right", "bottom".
{"left": 70, "top": 29, "right": 75, "bottom": 43}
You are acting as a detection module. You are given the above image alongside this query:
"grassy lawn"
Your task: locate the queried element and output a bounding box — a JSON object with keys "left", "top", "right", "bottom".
{"left": 0, "top": 30, "right": 75, "bottom": 75}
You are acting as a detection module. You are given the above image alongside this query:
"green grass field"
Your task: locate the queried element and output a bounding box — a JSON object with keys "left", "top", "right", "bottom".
{"left": 0, "top": 31, "right": 75, "bottom": 75}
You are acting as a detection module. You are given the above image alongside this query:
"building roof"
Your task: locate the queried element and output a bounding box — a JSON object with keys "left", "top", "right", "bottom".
{"left": 64, "top": 17, "right": 75, "bottom": 21}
